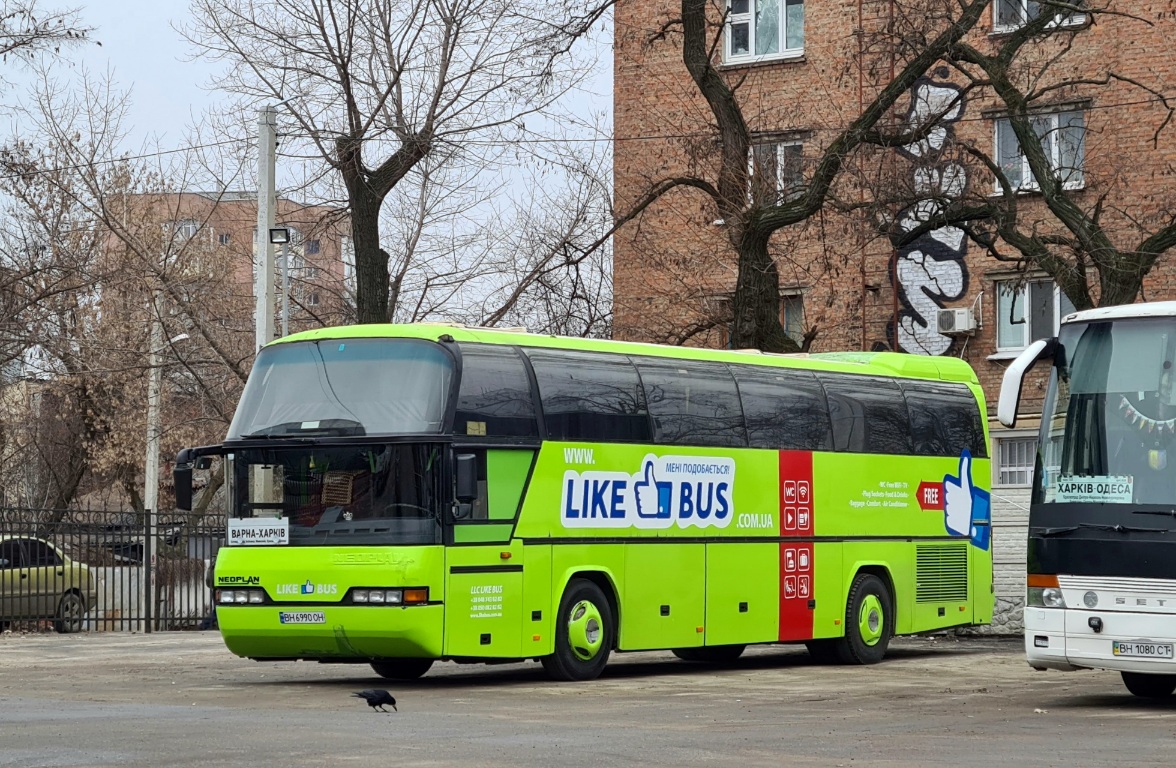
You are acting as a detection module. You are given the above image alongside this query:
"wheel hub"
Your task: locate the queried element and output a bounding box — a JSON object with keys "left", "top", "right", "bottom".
{"left": 567, "top": 599, "right": 605, "bottom": 661}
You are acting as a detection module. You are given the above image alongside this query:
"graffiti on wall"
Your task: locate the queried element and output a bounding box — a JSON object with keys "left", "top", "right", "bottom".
{"left": 891, "top": 70, "right": 969, "bottom": 356}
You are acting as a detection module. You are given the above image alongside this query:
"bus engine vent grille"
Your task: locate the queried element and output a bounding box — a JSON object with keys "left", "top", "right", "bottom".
{"left": 915, "top": 544, "right": 969, "bottom": 603}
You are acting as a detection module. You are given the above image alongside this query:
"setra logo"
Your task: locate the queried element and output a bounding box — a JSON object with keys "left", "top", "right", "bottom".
{"left": 561, "top": 454, "right": 735, "bottom": 530}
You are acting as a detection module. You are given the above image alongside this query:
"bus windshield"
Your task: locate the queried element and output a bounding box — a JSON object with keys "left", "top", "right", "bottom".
{"left": 227, "top": 444, "right": 446, "bottom": 546}
{"left": 1037, "top": 318, "right": 1176, "bottom": 506}
{"left": 227, "top": 338, "right": 454, "bottom": 439}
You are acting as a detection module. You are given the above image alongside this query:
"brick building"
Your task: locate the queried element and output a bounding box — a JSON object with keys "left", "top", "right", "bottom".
{"left": 612, "top": 1, "right": 1176, "bottom": 631}
{"left": 123, "top": 191, "right": 353, "bottom": 331}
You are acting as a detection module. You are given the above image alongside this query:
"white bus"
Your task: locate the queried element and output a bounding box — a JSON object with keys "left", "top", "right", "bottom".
{"left": 1001, "top": 301, "right": 1176, "bottom": 698}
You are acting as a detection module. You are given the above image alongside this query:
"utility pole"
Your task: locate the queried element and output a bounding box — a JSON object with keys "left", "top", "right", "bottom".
{"left": 255, "top": 106, "right": 278, "bottom": 353}
{"left": 142, "top": 289, "right": 164, "bottom": 633}
{"left": 281, "top": 238, "right": 290, "bottom": 337}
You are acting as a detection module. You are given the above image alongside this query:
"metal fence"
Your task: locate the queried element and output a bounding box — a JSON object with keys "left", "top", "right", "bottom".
{"left": 0, "top": 507, "right": 224, "bottom": 633}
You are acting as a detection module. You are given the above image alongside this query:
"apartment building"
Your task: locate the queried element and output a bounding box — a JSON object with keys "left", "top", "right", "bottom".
{"left": 612, "top": 0, "right": 1176, "bottom": 631}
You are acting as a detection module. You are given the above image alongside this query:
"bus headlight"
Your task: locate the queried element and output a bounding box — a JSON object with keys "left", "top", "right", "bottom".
{"left": 350, "top": 588, "right": 427, "bottom": 605}
{"left": 1028, "top": 587, "right": 1066, "bottom": 608}
{"left": 217, "top": 589, "right": 265, "bottom": 604}
{"left": 352, "top": 589, "right": 403, "bottom": 605}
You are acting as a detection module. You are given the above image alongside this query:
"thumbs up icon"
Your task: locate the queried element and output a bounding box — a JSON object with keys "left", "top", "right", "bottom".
{"left": 634, "top": 459, "right": 672, "bottom": 519}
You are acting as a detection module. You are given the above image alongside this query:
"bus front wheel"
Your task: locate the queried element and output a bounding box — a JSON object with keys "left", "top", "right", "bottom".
{"left": 370, "top": 658, "right": 434, "bottom": 680}
{"left": 542, "top": 578, "right": 613, "bottom": 682}
{"left": 1121, "top": 671, "right": 1176, "bottom": 698}
{"left": 835, "top": 572, "right": 893, "bottom": 665}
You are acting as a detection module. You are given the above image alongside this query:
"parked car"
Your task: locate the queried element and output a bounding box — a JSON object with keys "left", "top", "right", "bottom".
{"left": 0, "top": 536, "right": 96, "bottom": 633}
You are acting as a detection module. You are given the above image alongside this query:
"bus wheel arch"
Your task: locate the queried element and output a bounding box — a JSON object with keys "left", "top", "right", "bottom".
{"left": 835, "top": 566, "right": 895, "bottom": 665}
{"left": 542, "top": 573, "right": 617, "bottom": 682}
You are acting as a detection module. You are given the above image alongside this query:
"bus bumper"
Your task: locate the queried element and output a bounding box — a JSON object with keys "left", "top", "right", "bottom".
{"left": 217, "top": 605, "right": 444, "bottom": 660}
{"left": 1026, "top": 607, "right": 1176, "bottom": 674}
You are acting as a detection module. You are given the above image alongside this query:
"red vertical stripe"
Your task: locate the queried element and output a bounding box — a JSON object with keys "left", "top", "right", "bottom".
{"left": 779, "top": 451, "right": 814, "bottom": 641}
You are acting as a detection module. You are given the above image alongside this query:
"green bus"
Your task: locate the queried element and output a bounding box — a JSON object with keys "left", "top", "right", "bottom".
{"left": 175, "top": 324, "right": 994, "bottom": 681}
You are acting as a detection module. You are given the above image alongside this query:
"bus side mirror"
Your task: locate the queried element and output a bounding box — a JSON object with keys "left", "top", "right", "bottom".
{"left": 455, "top": 453, "right": 478, "bottom": 503}
{"left": 998, "top": 338, "right": 1057, "bottom": 428}
{"left": 175, "top": 465, "right": 194, "bottom": 511}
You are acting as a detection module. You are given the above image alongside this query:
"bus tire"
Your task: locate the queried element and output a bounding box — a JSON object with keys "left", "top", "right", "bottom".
{"left": 370, "top": 658, "right": 434, "bottom": 680}
{"left": 1121, "top": 672, "right": 1176, "bottom": 698}
{"left": 542, "top": 578, "right": 613, "bottom": 682}
{"left": 672, "top": 645, "right": 746, "bottom": 664}
{"left": 834, "top": 572, "right": 893, "bottom": 665}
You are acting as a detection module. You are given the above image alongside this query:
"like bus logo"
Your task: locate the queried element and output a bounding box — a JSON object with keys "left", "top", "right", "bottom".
{"left": 942, "top": 450, "right": 990, "bottom": 551}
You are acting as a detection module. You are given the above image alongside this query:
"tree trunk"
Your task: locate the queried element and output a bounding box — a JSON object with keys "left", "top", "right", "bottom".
{"left": 350, "top": 183, "right": 390, "bottom": 324}
{"left": 730, "top": 232, "right": 799, "bottom": 353}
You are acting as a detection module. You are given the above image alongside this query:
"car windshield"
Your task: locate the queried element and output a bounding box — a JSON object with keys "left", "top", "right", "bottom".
{"left": 1037, "top": 318, "right": 1176, "bottom": 506}
{"left": 226, "top": 444, "right": 445, "bottom": 546}
{"left": 227, "top": 338, "right": 454, "bottom": 439}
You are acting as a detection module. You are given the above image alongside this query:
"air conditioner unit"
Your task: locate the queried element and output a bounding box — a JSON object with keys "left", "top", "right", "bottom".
{"left": 937, "top": 307, "right": 977, "bottom": 335}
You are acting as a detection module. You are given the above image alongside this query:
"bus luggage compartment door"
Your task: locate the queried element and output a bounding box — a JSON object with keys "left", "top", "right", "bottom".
{"left": 445, "top": 545, "right": 524, "bottom": 658}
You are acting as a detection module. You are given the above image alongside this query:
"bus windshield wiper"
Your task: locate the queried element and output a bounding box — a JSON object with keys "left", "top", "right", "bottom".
{"left": 1134, "top": 509, "right": 1176, "bottom": 519}
{"left": 1038, "top": 523, "right": 1169, "bottom": 537}
{"left": 240, "top": 419, "right": 365, "bottom": 439}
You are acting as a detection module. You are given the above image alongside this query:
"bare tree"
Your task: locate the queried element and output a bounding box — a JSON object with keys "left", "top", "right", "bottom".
{"left": 875, "top": 2, "right": 1176, "bottom": 312}
{"left": 184, "top": 0, "right": 594, "bottom": 324}
{"left": 612, "top": 0, "right": 993, "bottom": 353}
{"left": 0, "top": 68, "right": 257, "bottom": 512}
{"left": 0, "top": 0, "right": 91, "bottom": 74}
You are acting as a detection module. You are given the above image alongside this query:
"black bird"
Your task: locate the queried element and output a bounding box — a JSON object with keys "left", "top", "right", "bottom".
{"left": 352, "top": 689, "right": 397, "bottom": 712}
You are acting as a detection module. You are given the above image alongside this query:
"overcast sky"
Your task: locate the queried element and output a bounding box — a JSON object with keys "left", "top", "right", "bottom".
{"left": 59, "top": 0, "right": 221, "bottom": 145}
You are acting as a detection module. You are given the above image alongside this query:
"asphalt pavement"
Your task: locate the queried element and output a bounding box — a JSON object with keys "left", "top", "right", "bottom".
{"left": 1, "top": 631, "right": 1174, "bottom": 767}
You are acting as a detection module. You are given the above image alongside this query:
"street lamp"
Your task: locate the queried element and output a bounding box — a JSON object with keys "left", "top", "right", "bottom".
{"left": 142, "top": 319, "right": 189, "bottom": 632}
{"left": 269, "top": 227, "right": 291, "bottom": 337}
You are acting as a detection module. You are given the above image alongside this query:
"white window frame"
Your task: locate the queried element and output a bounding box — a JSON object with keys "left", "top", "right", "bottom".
{"left": 994, "top": 279, "right": 1074, "bottom": 353}
{"left": 714, "top": 288, "right": 806, "bottom": 348}
{"left": 726, "top": 0, "right": 805, "bottom": 65}
{"left": 994, "top": 110, "right": 1085, "bottom": 193}
{"left": 749, "top": 141, "right": 804, "bottom": 204}
{"left": 781, "top": 290, "right": 805, "bottom": 346}
{"left": 992, "top": 0, "right": 1086, "bottom": 33}
{"left": 994, "top": 433, "right": 1038, "bottom": 487}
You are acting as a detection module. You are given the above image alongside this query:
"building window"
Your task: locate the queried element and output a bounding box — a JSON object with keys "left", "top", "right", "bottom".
{"left": 782, "top": 292, "right": 804, "bottom": 346}
{"left": 727, "top": 0, "right": 804, "bottom": 63}
{"left": 994, "top": 0, "right": 1085, "bottom": 31}
{"left": 716, "top": 291, "right": 805, "bottom": 348}
{"left": 218, "top": 233, "right": 231, "bottom": 246}
{"left": 750, "top": 142, "right": 803, "bottom": 205}
{"left": 996, "top": 279, "right": 1076, "bottom": 352}
{"left": 996, "top": 435, "right": 1037, "bottom": 486}
{"left": 995, "top": 110, "right": 1085, "bottom": 191}
{"left": 305, "top": 266, "right": 319, "bottom": 281}
{"left": 171, "top": 220, "right": 199, "bottom": 240}
{"left": 307, "top": 292, "right": 320, "bottom": 307}
{"left": 305, "top": 239, "right": 321, "bottom": 255}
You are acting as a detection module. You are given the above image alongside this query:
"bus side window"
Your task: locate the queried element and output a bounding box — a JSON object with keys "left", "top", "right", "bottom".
{"left": 730, "top": 367, "right": 833, "bottom": 451}
{"left": 527, "top": 350, "right": 652, "bottom": 442}
{"left": 819, "top": 375, "right": 913, "bottom": 455}
{"left": 454, "top": 345, "right": 539, "bottom": 438}
{"left": 903, "top": 382, "right": 988, "bottom": 458}
{"left": 634, "top": 359, "right": 748, "bottom": 448}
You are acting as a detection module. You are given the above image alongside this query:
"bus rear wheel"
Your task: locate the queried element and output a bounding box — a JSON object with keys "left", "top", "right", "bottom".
{"left": 1121, "top": 671, "right": 1176, "bottom": 698}
{"left": 542, "top": 578, "right": 613, "bottom": 682}
{"left": 672, "top": 645, "right": 745, "bottom": 664}
{"left": 834, "top": 572, "right": 893, "bottom": 665}
{"left": 370, "top": 658, "right": 434, "bottom": 680}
